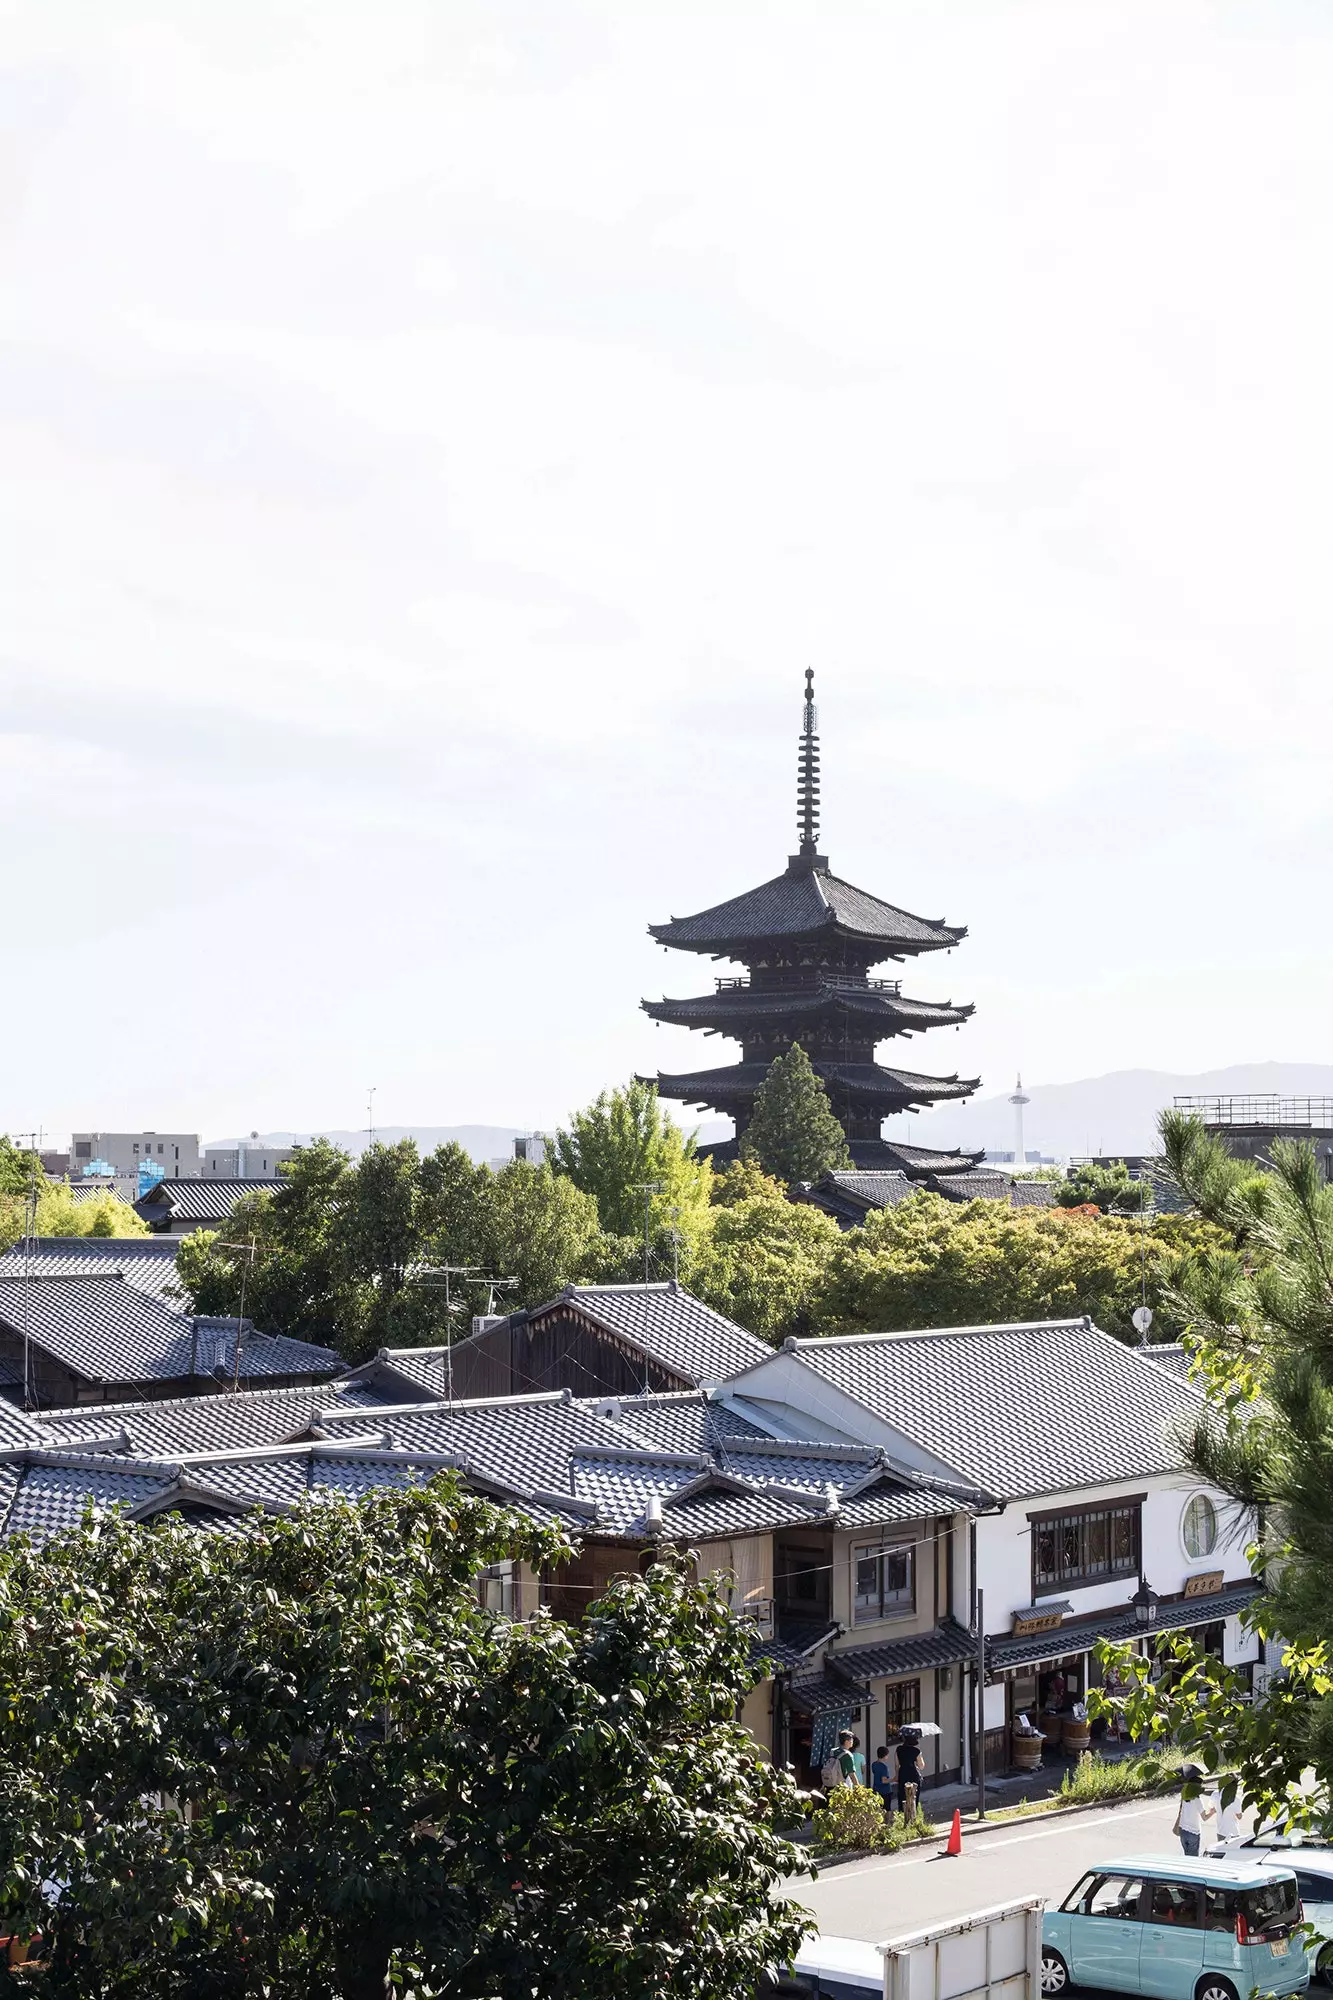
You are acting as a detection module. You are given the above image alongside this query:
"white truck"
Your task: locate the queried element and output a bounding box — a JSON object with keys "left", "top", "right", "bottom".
{"left": 771, "top": 1897, "right": 1046, "bottom": 2000}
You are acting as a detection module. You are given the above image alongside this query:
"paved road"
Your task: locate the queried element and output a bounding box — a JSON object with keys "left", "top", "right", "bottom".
{"left": 784, "top": 1795, "right": 1186, "bottom": 1943}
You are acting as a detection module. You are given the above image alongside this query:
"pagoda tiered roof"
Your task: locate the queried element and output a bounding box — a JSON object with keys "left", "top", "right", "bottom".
{"left": 642, "top": 671, "right": 980, "bottom": 1159}
{"left": 649, "top": 857, "right": 964, "bottom": 958}
{"left": 643, "top": 982, "right": 972, "bottom": 1035}
{"left": 650, "top": 1059, "right": 978, "bottom": 1114}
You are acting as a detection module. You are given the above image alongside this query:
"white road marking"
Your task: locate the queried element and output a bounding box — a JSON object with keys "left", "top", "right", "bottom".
{"left": 808, "top": 1802, "right": 1170, "bottom": 1883}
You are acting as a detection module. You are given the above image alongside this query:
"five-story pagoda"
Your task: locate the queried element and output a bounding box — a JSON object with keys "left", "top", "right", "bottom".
{"left": 642, "top": 672, "right": 982, "bottom": 1173}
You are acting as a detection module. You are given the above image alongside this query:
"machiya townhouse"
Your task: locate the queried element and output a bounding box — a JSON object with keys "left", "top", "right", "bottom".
{"left": 0, "top": 1277, "right": 1260, "bottom": 1791}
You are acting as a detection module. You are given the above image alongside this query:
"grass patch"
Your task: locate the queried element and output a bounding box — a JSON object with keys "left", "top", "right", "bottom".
{"left": 1057, "top": 1748, "right": 1185, "bottom": 1805}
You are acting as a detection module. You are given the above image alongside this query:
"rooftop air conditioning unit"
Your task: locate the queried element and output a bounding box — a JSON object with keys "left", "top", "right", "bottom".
{"left": 470, "top": 1314, "right": 506, "bottom": 1337}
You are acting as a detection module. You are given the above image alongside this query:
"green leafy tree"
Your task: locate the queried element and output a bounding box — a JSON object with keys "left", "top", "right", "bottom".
{"left": 475, "top": 1159, "right": 610, "bottom": 1310}
{"left": 0, "top": 1136, "right": 40, "bottom": 1199}
{"left": 1050, "top": 1158, "right": 1150, "bottom": 1213}
{"left": 689, "top": 1163, "right": 840, "bottom": 1342}
{"left": 549, "top": 1082, "right": 713, "bottom": 1248}
{"left": 1088, "top": 1115, "right": 1333, "bottom": 1839}
{"left": 739, "top": 1046, "right": 851, "bottom": 1186}
{"left": 810, "top": 1189, "right": 1220, "bottom": 1342}
{"left": 0, "top": 1182, "right": 149, "bottom": 1254}
{"left": 0, "top": 1482, "right": 811, "bottom": 1998}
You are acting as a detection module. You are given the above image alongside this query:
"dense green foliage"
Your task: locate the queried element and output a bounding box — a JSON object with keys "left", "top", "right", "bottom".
{"left": 688, "top": 1163, "right": 840, "bottom": 1341}
{"left": 809, "top": 1190, "right": 1220, "bottom": 1341}
{"left": 0, "top": 1144, "right": 149, "bottom": 1252}
{"left": 179, "top": 1099, "right": 1223, "bottom": 1358}
{"left": 548, "top": 1080, "right": 713, "bottom": 1246}
{"left": 177, "top": 1139, "right": 612, "bottom": 1358}
{"left": 1049, "top": 1158, "right": 1150, "bottom": 1212}
{"left": 0, "top": 1481, "right": 811, "bottom": 1998}
{"left": 1091, "top": 1114, "right": 1333, "bottom": 1833}
{"left": 739, "top": 1046, "right": 851, "bottom": 1185}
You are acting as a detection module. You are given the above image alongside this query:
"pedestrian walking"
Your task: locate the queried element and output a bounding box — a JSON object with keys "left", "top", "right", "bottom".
{"left": 1208, "top": 1783, "right": 1241, "bottom": 1856}
{"left": 870, "top": 1745, "right": 893, "bottom": 1811}
{"left": 850, "top": 1734, "right": 867, "bottom": 1786}
{"left": 895, "top": 1726, "right": 925, "bottom": 1815}
{"left": 1173, "top": 1765, "right": 1212, "bottom": 1856}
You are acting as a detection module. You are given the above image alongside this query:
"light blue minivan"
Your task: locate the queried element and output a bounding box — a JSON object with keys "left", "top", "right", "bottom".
{"left": 1042, "top": 1853, "right": 1309, "bottom": 2000}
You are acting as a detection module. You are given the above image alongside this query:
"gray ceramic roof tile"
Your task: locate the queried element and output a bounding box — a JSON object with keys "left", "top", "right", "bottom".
{"left": 5, "top": 1463, "right": 169, "bottom": 1540}
{"left": 1145, "top": 1344, "right": 1192, "bottom": 1381}
{"left": 597, "top": 1393, "right": 767, "bottom": 1454}
{"left": 135, "top": 1179, "right": 283, "bottom": 1225}
{"left": 36, "top": 1384, "right": 339, "bottom": 1457}
{"left": 650, "top": 867, "right": 964, "bottom": 952}
{"left": 0, "top": 1237, "right": 186, "bottom": 1305}
{"left": 548, "top": 1284, "right": 771, "bottom": 1385}
{"left": 833, "top": 1619, "right": 975, "bottom": 1679}
{"left": 654, "top": 1061, "right": 976, "bottom": 1108}
{"left": 787, "top": 1319, "right": 1206, "bottom": 1499}
{"left": 0, "top": 1275, "right": 339, "bottom": 1388}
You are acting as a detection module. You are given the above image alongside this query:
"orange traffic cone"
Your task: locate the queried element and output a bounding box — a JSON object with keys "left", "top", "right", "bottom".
{"left": 943, "top": 1808, "right": 962, "bottom": 1857}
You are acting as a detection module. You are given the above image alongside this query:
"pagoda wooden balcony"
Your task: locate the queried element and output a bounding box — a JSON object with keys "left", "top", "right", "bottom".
{"left": 714, "top": 973, "right": 902, "bottom": 997}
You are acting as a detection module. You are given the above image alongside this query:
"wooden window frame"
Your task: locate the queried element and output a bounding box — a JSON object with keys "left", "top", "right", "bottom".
{"left": 852, "top": 1539, "right": 916, "bottom": 1625}
{"left": 1028, "top": 1495, "right": 1145, "bottom": 1599}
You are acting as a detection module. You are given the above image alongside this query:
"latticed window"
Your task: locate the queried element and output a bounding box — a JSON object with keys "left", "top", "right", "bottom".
{"left": 882, "top": 1679, "right": 921, "bottom": 1731}
{"left": 1032, "top": 1503, "right": 1140, "bottom": 1594}
{"left": 852, "top": 1542, "right": 915, "bottom": 1623}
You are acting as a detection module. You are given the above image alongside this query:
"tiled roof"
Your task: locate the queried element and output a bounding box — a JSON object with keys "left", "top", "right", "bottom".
{"left": 796, "top": 1172, "right": 917, "bottom": 1227}
{"left": 1011, "top": 1181, "right": 1060, "bottom": 1209}
{"left": 759, "top": 1617, "right": 838, "bottom": 1669}
{"left": 35, "top": 1383, "right": 342, "bottom": 1457}
{"left": 1145, "top": 1344, "right": 1192, "bottom": 1381}
{"left": 833, "top": 1618, "right": 975, "bottom": 1680}
{"left": 3, "top": 1460, "right": 170, "bottom": 1540}
{"left": 644, "top": 987, "right": 971, "bottom": 1031}
{"left": 543, "top": 1284, "right": 771, "bottom": 1386}
{"left": 135, "top": 1178, "right": 283, "bottom": 1225}
{"left": 63, "top": 1182, "right": 134, "bottom": 1205}
{"left": 0, "top": 1237, "right": 185, "bottom": 1304}
{"left": 653, "top": 1062, "right": 978, "bottom": 1109}
{"left": 0, "top": 1398, "right": 44, "bottom": 1446}
{"left": 987, "top": 1581, "right": 1263, "bottom": 1670}
{"left": 314, "top": 1390, "right": 630, "bottom": 1498}
{"left": 588, "top": 1392, "right": 768, "bottom": 1454}
{"left": 649, "top": 864, "right": 964, "bottom": 955}
{"left": 782, "top": 1318, "right": 1208, "bottom": 1500}
{"left": 787, "top": 1667, "right": 872, "bottom": 1715}
{"left": 0, "top": 1275, "right": 339, "bottom": 1389}
{"left": 929, "top": 1171, "right": 1012, "bottom": 1203}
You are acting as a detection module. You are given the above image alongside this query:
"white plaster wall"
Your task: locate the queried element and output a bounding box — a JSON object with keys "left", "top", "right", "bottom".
{"left": 974, "top": 1474, "right": 1255, "bottom": 1631}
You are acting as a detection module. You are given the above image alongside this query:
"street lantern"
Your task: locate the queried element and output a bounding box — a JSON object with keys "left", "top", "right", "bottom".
{"left": 1132, "top": 1574, "right": 1160, "bottom": 1627}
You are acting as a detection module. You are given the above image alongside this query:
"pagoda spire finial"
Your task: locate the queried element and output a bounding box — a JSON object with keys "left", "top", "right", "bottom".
{"left": 797, "top": 666, "right": 820, "bottom": 859}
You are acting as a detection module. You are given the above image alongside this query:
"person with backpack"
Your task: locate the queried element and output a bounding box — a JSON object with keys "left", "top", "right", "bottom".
{"left": 821, "top": 1729, "right": 859, "bottom": 1791}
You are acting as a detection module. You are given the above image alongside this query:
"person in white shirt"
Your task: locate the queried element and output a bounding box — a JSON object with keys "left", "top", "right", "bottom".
{"left": 1208, "top": 1784, "right": 1242, "bottom": 1855}
{"left": 1173, "top": 1765, "right": 1214, "bottom": 1856}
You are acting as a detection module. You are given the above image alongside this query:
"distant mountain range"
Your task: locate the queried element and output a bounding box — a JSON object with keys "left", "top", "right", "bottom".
{"left": 900, "top": 1062, "right": 1333, "bottom": 1161}
{"left": 209, "top": 1065, "right": 1333, "bottom": 1168}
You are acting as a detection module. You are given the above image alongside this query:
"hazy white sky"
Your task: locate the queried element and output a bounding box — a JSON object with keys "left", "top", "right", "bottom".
{"left": 3, "top": 0, "right": 1331, "bottom": 1147}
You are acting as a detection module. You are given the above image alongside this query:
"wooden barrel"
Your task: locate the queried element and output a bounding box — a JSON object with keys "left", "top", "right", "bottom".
{"left": 1012, "top": 1731, "right": 1042, "bottom": 1771}
{"left": 1041, "top": 1711, "right": 1065, "bottom": 1748}
{"left": 1062, "top": 1720, "right": 1092, "bottom": 1754}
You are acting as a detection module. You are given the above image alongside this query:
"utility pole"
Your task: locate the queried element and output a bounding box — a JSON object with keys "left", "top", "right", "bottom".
{"left": 975, "top": 1587, "right": 987, "bottom": 1819}
{"left": 630, "top": 1182, "right": 663, "bottom": 1396}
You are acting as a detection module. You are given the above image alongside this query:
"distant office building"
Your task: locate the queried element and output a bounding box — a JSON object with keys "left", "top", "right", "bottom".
{"left": 39, "top": 1150, "right": 70, "bottom": 1178}
{"left": 487, "top": 1133, "right": 547, "bottom": 1172}
{"left": 1174, "top": 1095, "right": 1333, "bottom": 1180}
{"left": 203, "top": 1138, "right": 300, "bottom": 1178}
{"left": 70, "top": 1132, "right": 200, "bottom": 1180}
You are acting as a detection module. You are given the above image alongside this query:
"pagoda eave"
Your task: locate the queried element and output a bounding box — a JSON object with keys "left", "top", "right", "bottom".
{"left": 647, "top": 1061, "right": 980, "bottom": 1110}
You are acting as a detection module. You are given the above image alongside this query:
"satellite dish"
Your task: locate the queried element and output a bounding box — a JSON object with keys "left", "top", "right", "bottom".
{"left": 1132, "top": 1305, "right": 1154, "bottom": 1335}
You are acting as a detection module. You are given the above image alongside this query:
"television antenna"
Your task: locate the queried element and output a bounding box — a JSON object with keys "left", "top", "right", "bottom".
{"left": 407, "top": 1265, "right": 518, "bottom": 1408}
{"left": 629, "top": 1182, "right": 663, "bottom": 1396}
{"left": 14, "top": 1131, "right": 42, "bottom": 1411}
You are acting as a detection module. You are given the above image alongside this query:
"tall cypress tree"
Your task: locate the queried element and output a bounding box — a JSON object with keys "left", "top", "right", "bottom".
{"left": 740, "top": 1044, "right": 852, "bottom": 1186}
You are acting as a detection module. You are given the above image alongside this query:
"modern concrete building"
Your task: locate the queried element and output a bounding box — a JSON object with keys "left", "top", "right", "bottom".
{"left": 1174, "top": 1094, "right": 1333, "bottom": 1180}
{"left": 70, "top": 1132, "right": 200, "bottom": 1180}
{"left": 203, "top": 1139, "right": 300, "bottom": 1178}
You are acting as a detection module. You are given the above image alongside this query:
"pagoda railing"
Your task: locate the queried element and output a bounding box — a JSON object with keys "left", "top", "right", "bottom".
{"left": 713, "top": 974, "right": 902, "bottom": 997}
{"left": 1174, "top": 1094, "right": 1333, "bottom": 1128}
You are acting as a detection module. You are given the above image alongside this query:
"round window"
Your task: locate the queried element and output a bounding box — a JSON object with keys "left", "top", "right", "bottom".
{"left": 1183, "top": 1492, "right": 1218, "bottom": 1559}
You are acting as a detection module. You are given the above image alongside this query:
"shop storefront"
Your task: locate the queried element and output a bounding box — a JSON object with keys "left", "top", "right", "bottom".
{"left": 986, "top": 1579, "right": 1264, "bottom": 1770}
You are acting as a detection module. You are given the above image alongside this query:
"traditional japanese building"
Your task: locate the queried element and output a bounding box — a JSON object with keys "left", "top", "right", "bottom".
{"left": 642, "top": 672, "right": 982, "bottom": 1172}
